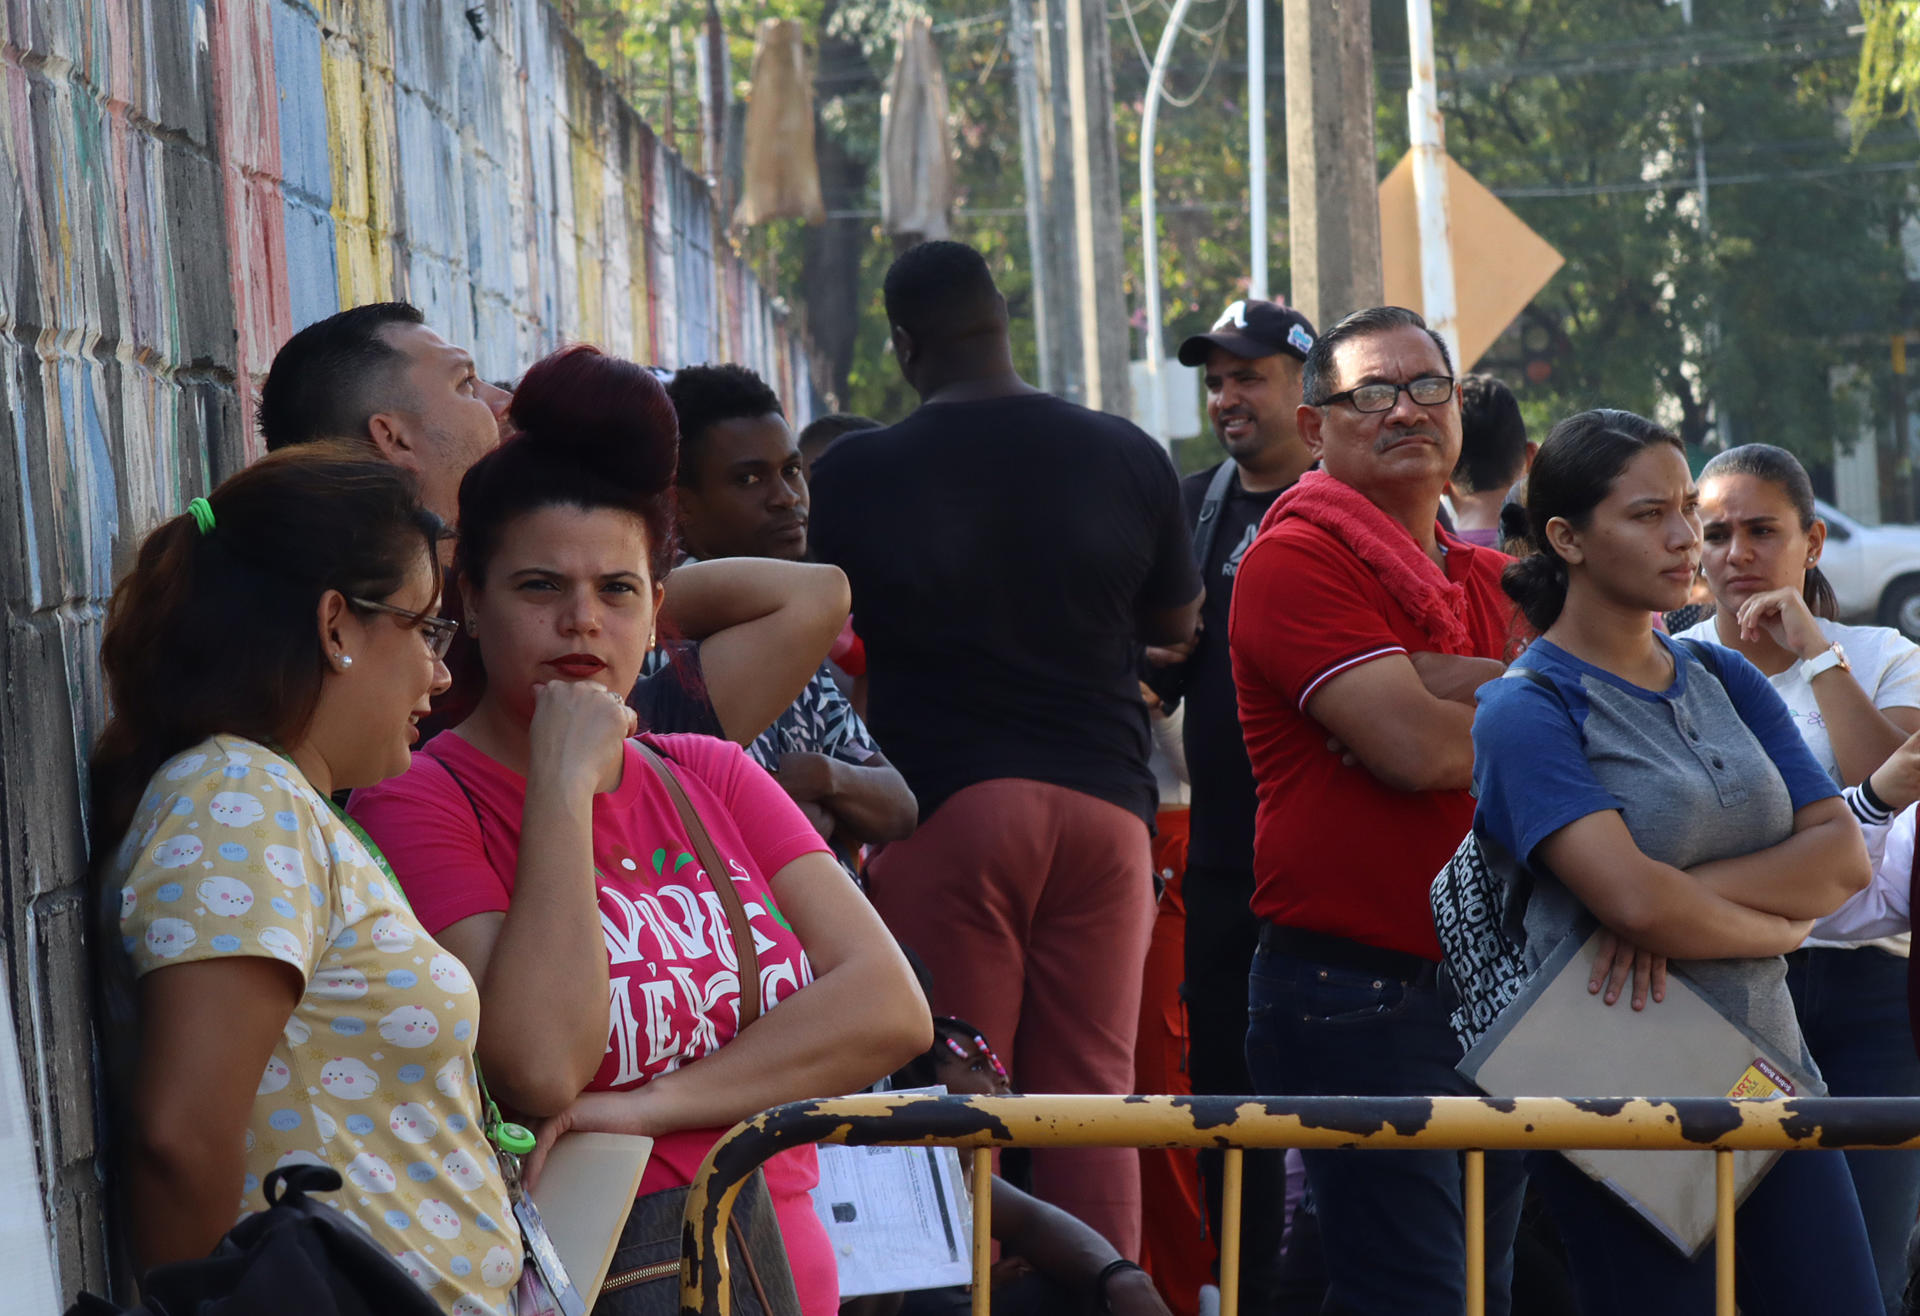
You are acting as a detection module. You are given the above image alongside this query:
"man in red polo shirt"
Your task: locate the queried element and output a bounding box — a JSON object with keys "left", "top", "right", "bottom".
{"left": 1229, "top": 306, "right": 1526, "bottom": 1314}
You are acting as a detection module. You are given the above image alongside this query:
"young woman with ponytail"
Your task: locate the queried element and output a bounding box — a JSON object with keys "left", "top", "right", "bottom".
{"left": 95, "top": 445, "right": 532, "bottom": 1312}
{"left": 1467, "top": 410, "right": 1877, "bottom": 1311}
{"left": 1673, "top": 443, "right": 1920, "bottom": 1312}
{"left": 349, "top": 345, "right": 931, "bottom": 1315}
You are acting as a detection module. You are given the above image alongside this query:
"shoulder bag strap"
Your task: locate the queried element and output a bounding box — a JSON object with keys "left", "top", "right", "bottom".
{"left": 1190, "top": 458, "right": 1239, "bottom": 572}
{"left": 635, "top": 741, "right": 763, "bottom": 1028}
{"left": 1501, "top": 663, "right": 1565, "bottom": 702}
{"left": 423, "top": 746, "right": 490, "bottom": 834}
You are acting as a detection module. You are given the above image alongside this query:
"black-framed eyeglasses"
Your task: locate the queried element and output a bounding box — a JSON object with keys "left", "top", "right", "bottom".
{"left": 348, "top": 596, "right": 460, "bottom": 660}
{"left": 1316, "top": 375, "right": 1456, "bottom": 414}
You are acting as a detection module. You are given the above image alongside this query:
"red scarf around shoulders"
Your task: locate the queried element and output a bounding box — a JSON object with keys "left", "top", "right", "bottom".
{"left": 1261, "top": 468, "right": 1475, "bottom": 655}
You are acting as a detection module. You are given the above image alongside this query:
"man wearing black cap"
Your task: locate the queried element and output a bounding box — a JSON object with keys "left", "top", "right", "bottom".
{"left": 1146, "top": 298, "right": 1315, "bottom": 1305}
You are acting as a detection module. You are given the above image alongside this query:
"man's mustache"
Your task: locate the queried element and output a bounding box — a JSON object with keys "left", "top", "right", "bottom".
{"left": 1376, "top": 425, "right": 1442, "bottom": 449}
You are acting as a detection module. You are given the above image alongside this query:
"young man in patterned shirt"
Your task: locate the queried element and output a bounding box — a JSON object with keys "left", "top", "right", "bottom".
{"left": 650, "top": 364, "right": 918, "bottom": 861}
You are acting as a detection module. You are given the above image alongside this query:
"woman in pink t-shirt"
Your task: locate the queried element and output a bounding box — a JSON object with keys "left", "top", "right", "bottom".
{"left": 351, "top": 346, "right": 931, "bottom": 1314}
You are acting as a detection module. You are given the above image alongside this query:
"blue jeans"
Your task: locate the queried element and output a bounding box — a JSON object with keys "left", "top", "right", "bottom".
{"left": 1245, "top": 944, "right": 1527, "bottom": 1316}
{"left": 1529, "top": 1143, "right": 1878, "bottom": 1314}
{"left": 1786, "top": 945, "right": 1920, "bottom": 1315}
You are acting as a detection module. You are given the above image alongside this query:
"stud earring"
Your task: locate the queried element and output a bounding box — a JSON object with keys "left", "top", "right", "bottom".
{"left": 337, "top": 654, "right": 354, "bottom": 670}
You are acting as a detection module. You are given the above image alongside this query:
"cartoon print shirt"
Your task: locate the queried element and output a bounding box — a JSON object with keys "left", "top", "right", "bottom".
{"left": 348, "top": 731, "right": 829, "bottom": 1198}
{"left": 116, "top": 735, "right": 520, "bottom": 1316}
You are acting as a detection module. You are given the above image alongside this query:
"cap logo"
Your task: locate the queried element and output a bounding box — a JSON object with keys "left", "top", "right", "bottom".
{"left": 1213, "top": 300, "right": 1249, "bottom": 331}
{"left": 1288, "top": 324, "right": 1315, "bottom": 355}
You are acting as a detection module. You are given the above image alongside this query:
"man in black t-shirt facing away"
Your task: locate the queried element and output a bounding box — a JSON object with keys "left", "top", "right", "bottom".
{"left": 1147, "top": 298, "right": 1316, "bottom": 1305}
{"left": 811, "top": 241, "right": 1202, "bottom": 1258}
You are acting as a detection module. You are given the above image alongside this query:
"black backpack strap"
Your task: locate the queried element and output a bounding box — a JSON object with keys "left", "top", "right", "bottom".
{"left": 1501, "top": 662, "right": 1568, "bottom": 709}
{"left": 1190, "top": 459, "right": 1239, "bottom": 572}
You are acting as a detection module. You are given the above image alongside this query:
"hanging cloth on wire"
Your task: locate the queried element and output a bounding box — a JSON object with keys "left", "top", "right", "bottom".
{"left": 733, "top": 18, "right": 827, "bottom": 227}
{"left": 879, "top": 15, "right": 954, "bottom": 240}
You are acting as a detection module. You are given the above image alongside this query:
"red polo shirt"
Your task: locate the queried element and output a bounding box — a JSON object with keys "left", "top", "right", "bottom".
{"left": 1228, "top": 519, "right": 1515, "bottom": 960}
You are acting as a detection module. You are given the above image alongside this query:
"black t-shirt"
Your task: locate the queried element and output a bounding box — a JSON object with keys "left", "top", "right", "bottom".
{"left": 810, "top": 392, "right": 1201, "bottom": 826}
{"left": 1155, "top": 461, "right": 1286, "bottom": 871}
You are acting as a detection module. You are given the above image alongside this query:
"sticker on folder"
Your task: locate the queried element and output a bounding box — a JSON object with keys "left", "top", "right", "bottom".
{"left": 1727, "top": 1057, "right": 1796, "bottom": 1100}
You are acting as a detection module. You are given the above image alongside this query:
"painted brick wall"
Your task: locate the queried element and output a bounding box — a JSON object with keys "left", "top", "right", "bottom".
{"left": 0, "top": 0, "right": 822, "bottom": 1301}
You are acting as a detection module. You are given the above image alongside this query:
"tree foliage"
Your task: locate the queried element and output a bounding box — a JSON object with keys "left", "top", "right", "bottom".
{"left": 1382, "top": 0, "right": 1915, "bottom": 465}
{"left": 563, "top": 0, "right": 1915, "bottom": 472}
{"left": 1851, "top": 0, "right": 1920, "bottom": 142}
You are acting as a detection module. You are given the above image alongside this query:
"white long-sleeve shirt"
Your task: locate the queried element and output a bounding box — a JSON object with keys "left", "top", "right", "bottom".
{"left": 1810, "top": 785, "right": 1915, "bottom": 943}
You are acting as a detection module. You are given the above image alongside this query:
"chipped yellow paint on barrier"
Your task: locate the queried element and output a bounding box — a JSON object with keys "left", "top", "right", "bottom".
{"left": 678, "top": 1093, "right": 1920, "bottom": 1316}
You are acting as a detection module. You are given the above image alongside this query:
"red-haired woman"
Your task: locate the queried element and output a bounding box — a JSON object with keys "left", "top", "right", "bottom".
{"left": 351, "top": 346, "right": 931, "bottom": 1313}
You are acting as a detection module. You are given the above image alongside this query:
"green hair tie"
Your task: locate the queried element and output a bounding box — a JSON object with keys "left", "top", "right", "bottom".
{"left": 186, "top": 496, "right": 216, "bottom": 536}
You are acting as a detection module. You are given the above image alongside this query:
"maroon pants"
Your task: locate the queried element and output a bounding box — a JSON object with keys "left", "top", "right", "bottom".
{"left": 869, "top": 778, "right": 1155, "bottom": 1257}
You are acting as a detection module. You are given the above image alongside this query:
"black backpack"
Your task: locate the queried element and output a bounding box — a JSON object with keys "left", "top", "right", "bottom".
{"left": 66, "top": 1165, "right": 447, "bottom": 1316}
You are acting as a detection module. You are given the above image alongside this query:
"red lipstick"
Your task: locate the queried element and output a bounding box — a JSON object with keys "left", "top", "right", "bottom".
{"left": 546, "top": 653, "right": 608, "bottom": 679}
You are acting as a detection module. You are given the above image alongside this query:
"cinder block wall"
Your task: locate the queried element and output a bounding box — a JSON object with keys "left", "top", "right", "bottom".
{"left": 0, "top": 1, "right": 821, "bottom": 1301}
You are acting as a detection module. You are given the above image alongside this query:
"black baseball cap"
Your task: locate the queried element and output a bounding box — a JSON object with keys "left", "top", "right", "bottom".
{"left": 1176, "top": 299, "right": 1318, "bottom": 367}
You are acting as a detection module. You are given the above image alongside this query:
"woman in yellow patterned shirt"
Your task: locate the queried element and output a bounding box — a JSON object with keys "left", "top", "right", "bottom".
{"left": 90, "top": 443, "right": 525, "bottom": 1316}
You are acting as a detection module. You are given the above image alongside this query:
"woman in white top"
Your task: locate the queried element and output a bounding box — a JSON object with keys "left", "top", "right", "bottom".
{"left": 1677, "top": 442, "right": 1920, "bottom": 1314}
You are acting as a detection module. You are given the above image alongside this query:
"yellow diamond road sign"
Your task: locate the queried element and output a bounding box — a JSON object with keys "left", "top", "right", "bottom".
{"left": 1379, "top": 151, "right": 1565, "bottom": 373}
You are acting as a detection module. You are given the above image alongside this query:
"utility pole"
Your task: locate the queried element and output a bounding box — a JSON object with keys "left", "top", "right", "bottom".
{"left": 1141, "top": 0, "right": 1201, "bottom": 443}
{"left": 1282, "top": 0, "right": 1383, "bottom": 329}
{"left": 1040, "top": 0, "right": 1084, "bottom": 402}
{"left": 1406, "top": 0, "right": 1459, "bottom": 367}
{"left": 1681, "top": 0, "right": 1729, "bottom": 447}
{"left": 700, "top": 0, "right": 729, "bottom": 185}
{"left": 1034, "top": 0, "right": 1131, "bottom": 412}
{"left": 1010, "top": 0, "right": 1055, "bottom": 393}
{"left": 1248, "top": 0, "right": 1268, "bottom": 301}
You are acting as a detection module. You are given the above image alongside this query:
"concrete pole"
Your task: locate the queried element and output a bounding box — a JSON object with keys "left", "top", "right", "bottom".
{"left": 1405, "top": 0, "right": 1460, "bottom": 367}
{"left": 1282, "top": 0, "right": 1383, "bottom": 330}
{"left": 1009, "top": 0, "right": 1056, "bottom": 393}
{"left": 1063, "top": 0, "right": 1107, "bottom": 409}
{"left": 1681, "top": 0, "right": 1731, "bottom": 447}
{"left": 702, "top": 0, "right": 727, "bottom": 183}
{"left": 1141, "top": 0, "right": 1200, "bottom": 443}
{"left": 1248, "top": 0, "right": 1269, "bottom": 301}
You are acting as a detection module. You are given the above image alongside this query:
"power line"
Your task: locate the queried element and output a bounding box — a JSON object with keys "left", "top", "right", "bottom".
{"left": 1495, "top": 156, "right": 1920, "bottom": 199}
{"left": 822, "top": 154, "right": 1919, "bottom": 220}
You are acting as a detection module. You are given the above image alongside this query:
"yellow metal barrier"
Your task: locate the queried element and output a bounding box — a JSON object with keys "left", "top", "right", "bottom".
{"left": 679, "top": 1093, "right": 1920, "bottom": 1315}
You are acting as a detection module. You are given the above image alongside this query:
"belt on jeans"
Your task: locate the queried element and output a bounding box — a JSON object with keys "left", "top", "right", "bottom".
{"left": 1258, "top": 923, "right": 1437, "bottom": 985}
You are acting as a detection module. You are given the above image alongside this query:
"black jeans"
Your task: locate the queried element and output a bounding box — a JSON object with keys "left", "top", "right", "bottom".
{"left": 1245, "top": 942, "right": 1526, "bottom": 1316}
{"left": 1183, "top": 862, "right": 1289, "bottom": 1310}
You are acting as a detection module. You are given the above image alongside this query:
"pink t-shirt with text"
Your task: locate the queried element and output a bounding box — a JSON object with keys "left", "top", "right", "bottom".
{"left": 350, "top": 731, "right": 836, "bottom": 1309}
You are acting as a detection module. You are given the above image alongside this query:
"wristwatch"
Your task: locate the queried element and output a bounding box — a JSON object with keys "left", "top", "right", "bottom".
{"left": 1801, "top": 642, "right": 1851, "bottom": 681}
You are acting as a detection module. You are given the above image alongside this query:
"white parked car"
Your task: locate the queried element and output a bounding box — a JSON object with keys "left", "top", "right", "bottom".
{"left": 1814, "top": 500, "right": 1920, "bottom": 641}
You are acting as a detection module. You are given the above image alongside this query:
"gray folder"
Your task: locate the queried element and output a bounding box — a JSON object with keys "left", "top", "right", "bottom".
{"left": 1458, "top": 928, "right": 1816, "bottom": 1256}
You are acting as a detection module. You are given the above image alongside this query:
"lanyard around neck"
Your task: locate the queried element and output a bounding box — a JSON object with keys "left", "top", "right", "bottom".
{"left": 315, "top": 786, "right": 537, "bottom": 1158}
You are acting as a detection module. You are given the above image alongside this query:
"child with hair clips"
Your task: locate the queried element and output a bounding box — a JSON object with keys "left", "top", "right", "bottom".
{"left": 1467, "top": 409, "right": 1877, "bottom": 1314}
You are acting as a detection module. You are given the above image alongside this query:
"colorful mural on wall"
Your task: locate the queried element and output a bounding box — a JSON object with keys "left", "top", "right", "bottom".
{"left": 0, "top": 0, "right": 823, "bottom": 1299}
